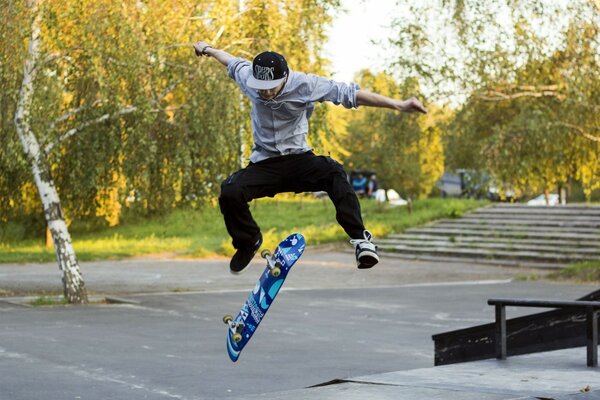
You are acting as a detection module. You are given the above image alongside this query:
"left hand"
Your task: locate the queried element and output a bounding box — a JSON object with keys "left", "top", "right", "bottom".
{"left": 399, "top": 97, "right": 428, "bottom": 114}
{"left": 193, "top": 41, "right": 212, "bottom": 57}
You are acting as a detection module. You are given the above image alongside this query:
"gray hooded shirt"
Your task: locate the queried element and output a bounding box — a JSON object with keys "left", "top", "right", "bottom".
{"left": 227, "top": 58, "right": 360, "bottom": 163}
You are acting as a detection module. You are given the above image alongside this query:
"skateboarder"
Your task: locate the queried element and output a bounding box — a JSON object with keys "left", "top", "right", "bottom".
{"left": 193, "top": 41, "right": 427, "bottom": 275}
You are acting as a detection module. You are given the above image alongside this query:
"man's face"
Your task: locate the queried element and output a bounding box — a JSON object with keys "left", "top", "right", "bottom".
{"left": 257, "top": 79, "right": 286, "bottom": 100}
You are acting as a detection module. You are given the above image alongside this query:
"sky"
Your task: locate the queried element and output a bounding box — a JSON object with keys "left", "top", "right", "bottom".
{"left": 323, "top": 0, "right": 399, "bottom": 83}
{"left": 322, "top": 0, "right": 582, "bottom": 105}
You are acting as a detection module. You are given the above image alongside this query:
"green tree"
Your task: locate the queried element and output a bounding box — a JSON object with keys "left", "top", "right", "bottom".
{"left": 1, "top": 0, "right": 342, "bottom": 300}
{"left": 341, "top": 70, "right": 443, "bottom": 199}
{"left": 390, "top": 0, "right": 600, "bottom": 200}
{"left": 3, "top": 0, "right": 341, "bottom": 225}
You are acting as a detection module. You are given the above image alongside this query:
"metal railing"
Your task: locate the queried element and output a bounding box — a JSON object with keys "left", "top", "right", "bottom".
{"left": 488, "top": 299, "right": 600, "bottom": 367}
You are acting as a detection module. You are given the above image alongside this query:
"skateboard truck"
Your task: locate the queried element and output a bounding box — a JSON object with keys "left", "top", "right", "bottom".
{"left": 222, "top": 315, "right": 245, "bottom": 343}
{"left": 260, "top": 249, "right": 282, "bottom": 277}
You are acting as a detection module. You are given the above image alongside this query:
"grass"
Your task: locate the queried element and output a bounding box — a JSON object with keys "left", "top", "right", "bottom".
{"left": 28, "top": 295, "right": 110, "bottom": 306}
{"left": 30, "top": 296, "right": 68, "bottom": 307}
{"left": 0, "top": 196, "right": 487, "bottom": 263}
{"left": 515, "top": 260, "right": 600, "bottom": 283}
{"left": 547, "top": 260, "right": 600, "bottom": 283}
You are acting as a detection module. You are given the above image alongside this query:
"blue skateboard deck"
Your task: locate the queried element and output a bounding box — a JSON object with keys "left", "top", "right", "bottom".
{"left": 225, "top": 233, "right": 305, "bottom": 362}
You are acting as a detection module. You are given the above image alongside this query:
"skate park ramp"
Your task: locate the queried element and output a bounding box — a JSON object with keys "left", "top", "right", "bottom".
{"left": 235, "top": 348, "right": 599, "bottom": 399}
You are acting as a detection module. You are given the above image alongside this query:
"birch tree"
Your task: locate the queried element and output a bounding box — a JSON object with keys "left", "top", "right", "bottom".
{"left": 3, "top": 0, "right": 342, "bottom": 292}
{"left": 14, "top": 0, "right": 87, "bottom": 303}
{"left": 9, "top": 0, "right": 161, "bottom": 302}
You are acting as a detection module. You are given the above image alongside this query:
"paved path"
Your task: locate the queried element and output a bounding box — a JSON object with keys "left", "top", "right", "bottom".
{"left": 0, "top": 249, "right": 597, "bottom": 399}
{"left": 0, "top": 248, "right": 542, "bottom": 297}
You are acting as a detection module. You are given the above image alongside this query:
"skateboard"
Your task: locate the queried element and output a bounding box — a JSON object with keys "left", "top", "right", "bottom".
{"left": 223, "top": 233, "right": 306, "bottom": 362}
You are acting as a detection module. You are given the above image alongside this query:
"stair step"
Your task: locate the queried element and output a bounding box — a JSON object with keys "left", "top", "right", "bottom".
{"left": 437, "top": 217, "right": 600, "bottom": 228}
{"left": 386, "top": 233, "right": 600, "bottom": 248}
{"left": 490, "top": 203, "right": 600, "bottom": 210}
{"left": 403, "top": 227, "right": 600, "bottom": 241}
{"left": 377, "top": 245, "right": 596, "bottom": 263}
{"left": 471, "top": 207, "right": 600, "bottom": 217}
{"left": 462, "top": 213, "right": 600, "bottom": 223}
{"left": 380, "top": 205, "right": 600, "bottom": 268}
{"left": 376, "top": 239, "right": 600, "bottom": 256}
{"left": 381, "top": 252, "right": 563, "bottom": 269}
{"left": 427, "top": 222, "right": 600, "bottom": 234}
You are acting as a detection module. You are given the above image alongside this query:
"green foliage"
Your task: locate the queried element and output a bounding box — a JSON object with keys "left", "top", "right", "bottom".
{"left": 548, "top": 261, "right": 600, "bottom": 283}
{"left": 30, "top": 296, "right": 68, "bottom": 306}
{"left": 391, "top": 0, "right": 600, "bottom": 200}
{"left": 341, "top": 71, "right": 444, "bottom": 199}
{"left": 1, "top": 0, "right": 341, "bottom": 232}
{"left": 0, "top": 1, "right": 31, "bottom": 223}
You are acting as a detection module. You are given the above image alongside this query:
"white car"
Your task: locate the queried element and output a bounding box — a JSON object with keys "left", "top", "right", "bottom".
{"left": 527, "top": 193, "right": 560, "bottom": 206}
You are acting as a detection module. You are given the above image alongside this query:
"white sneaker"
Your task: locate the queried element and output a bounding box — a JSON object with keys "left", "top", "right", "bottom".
{"left": 350, "top": 230, "right": 379, "bottom": 269}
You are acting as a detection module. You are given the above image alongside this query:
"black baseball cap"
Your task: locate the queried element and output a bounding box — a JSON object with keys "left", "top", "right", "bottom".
{"left": 247, "top": 51, "right": 288, "bottom": 90}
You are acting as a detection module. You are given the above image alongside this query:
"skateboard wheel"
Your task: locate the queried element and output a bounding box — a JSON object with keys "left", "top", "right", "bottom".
{"left": 232, "top": 333, "right": 243, "bottom": 343}
{"left": 223, "top": 314, "right": 233, "bottom": 324}
{"left": 260, "top": 249, "right": 271, "bottom": 258}
{"left": 270, "top": 266, "right": 281, "bottom": 277}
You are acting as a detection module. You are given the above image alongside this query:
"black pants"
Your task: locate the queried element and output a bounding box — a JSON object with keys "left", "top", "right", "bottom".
{"left": 219, "top": 152, "right": 365, "bottom": 249}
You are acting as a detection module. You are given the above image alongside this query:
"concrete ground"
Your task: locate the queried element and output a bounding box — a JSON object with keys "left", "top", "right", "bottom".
{"left": 0, "top": 248, "right": 597, "bottom": 399}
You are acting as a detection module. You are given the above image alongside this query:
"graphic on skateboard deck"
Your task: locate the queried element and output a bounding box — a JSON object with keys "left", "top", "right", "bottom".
{"left": 223, "top": 233, "right": 305, "bottom": 362}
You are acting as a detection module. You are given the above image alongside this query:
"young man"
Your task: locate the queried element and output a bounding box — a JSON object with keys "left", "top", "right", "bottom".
{"left": 193, "top": 41, "right": 427, "bottom": 275}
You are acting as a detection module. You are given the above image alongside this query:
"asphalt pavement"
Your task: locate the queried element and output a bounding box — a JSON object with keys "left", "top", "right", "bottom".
{"left": 1, "top": 248, "right": 597, "bottom": 399}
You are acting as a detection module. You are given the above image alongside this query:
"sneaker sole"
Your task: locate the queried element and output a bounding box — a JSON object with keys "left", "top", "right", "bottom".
{"left": 230, "top": 266, "right": 250, "bottom": 276}
{"left": 357, "top": 251, "right": 379, "bottom": 269}
{"left": 230, "top": 237, "right": 263, "bottom": 275}
{"left": 230, "top": 254, "right": 258, "bottom": 275}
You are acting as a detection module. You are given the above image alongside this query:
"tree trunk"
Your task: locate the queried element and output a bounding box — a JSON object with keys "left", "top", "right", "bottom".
{"left": 558, "top": 184, "right": 563, "bottom": 205}
{"left": 14, "top": 0, "right": 87, "bottom": 304}
{"left": 45, "top": 226, "right": 53, "bottom": 248}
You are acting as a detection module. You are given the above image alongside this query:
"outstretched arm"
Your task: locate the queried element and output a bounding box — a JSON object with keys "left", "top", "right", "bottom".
{"left": 356, "top": 90, "right": 428, "bottom": 114}
{"left": 193, "top": 41, "right": 236, "bottom": 67}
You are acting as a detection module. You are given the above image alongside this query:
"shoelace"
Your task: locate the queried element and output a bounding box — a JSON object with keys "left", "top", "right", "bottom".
{"left": 349, "top": 230, "right": 374, "bottom": 247}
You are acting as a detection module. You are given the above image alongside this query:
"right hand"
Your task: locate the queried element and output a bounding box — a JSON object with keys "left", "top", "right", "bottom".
{"left": 193, "top": 41, "right": 212, "bottom": 57}
{"left": 398, "top": 97, "right": 428, "bottom": 114}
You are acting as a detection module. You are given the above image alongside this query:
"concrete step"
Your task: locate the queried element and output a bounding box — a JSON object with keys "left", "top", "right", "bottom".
{"left": 377, "top": 244, "right": 596, "bottom": 264}
{"left": 381, "top": 252, "right": 563, "bottom": 269}
{"left": 351, "top": 348, "right": 600, "bottom": 399}
{"left": 386, "top": 233, "right": 600, "bottom": 248}
{"left": 462, "top": 213, "right": 600, "bottom": 222}
{"left": 438, "top": 217, "right": 600, "bottom": 228}
{"left": 403, "top": 227, "right": 600, "bottom": 241}
{"left": 428, "top": 222, "right": 600, "bottom": 235}
{"left": 491, "top": 203, "right": 600, "bottom": 209}
{"left": 471, "top": 206, "right": 600, "bottom": 217}
{"left": 377, "top": 238, "right": 600, "bottom": 256}
{"left": 243, "top": 348, "right": 600, "bottom": 399}
{"left": 379, "top": 204, "right": 600, "bottom": 268}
